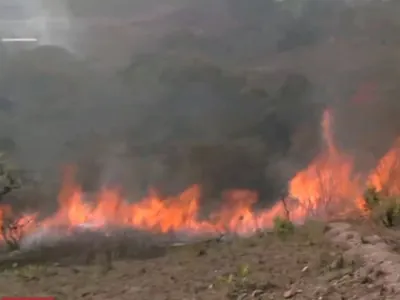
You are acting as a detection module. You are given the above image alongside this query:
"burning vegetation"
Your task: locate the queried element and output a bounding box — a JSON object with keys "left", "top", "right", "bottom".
{"left": 3, "top": 1, "right": 400, "bottom": 298}
{"left": 1, "top": 107, "right": 400, "bottom": 249}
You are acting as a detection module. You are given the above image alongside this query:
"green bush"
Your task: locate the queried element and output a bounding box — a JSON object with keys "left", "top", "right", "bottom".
{"left": 363, "top": 187, "right": 400, "bottom": 227}
{"left": 273, "top": 216, "right": 295, "bottom": 236}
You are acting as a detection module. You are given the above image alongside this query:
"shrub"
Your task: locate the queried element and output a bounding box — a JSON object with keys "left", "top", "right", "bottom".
{"left": 273, "top": 216, "right": 295, "bottom": 236}
{"left": 363, "top": 187, "right": 400, "bottom": 227}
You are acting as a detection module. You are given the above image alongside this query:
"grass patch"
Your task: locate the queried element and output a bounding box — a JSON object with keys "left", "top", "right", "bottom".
{"left": 3, "top": 264, "right": 47, "bottom": 281}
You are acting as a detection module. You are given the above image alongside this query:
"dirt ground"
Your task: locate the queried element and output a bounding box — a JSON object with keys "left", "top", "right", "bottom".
{"left": 0, "top": 221, "right": 397, "bottom": 300}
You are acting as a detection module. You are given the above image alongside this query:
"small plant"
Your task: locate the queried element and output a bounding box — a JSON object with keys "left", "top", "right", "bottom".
{"left": 1, "top": 216, "right": 21, "bottom": 251}
{"left": 0, "top": 156, "right": 28, "bottom": 251}
{"left": 217, "top": 273, "right": 235, "bottom": 285}
{"left": 0, "top": 212, "right": 34, "bottom": 251}
{"left": 215, "top": 264, "right": 270, "bottom": 299}
{"left": 12, "top": 264, "right": 45, "bottom": 281}
{"left": 363, "top": 187, "right": 381, "bottom": 210}
{"left": 237, "top": 263, "right": 250, "bottom": 279}
{"left": 363, "top": 187, "right": 400, "bottom": 227}
{"left": 216, "top": 264, "right": 251, "bottom": 286}
{"left": 273, "top": 216, "right": 295, "bottom": 237}
{"left": 379, "top": 197, "right": 400, "bottom": 227}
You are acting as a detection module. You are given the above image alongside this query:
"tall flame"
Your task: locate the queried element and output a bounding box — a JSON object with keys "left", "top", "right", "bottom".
{"left": 288, "top": 109, "right": 364, "bottom": 219}
{"left": 367, "top": 138, "right": 400, "bottom": 195}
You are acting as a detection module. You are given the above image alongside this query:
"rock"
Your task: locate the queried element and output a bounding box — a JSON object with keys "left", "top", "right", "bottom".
{"left": 283, "top": 289, "right": 294, "bottom": 298}
{"left": 357, "top": 267, "right": 373, "bottom": 284}
{"left": 283, "top": 287, "right": 301, "bottom": 298}
{"left": 361, "top": 235, "right": 382, "bottom": 245}
{"left": 251, "top": 289, "right": 265, "bottom": 297}
{"left": 330, "top": 255, "right": 345, "bottom": 270}
{"left": 326, "top": 222, "right": 351, "bottom": 233}
{"left": 358, "top": 292, "right": 385, "bottom": 300}
{"left": 321, "top": 271, "right": 342, "bottom": 283}
{"left": 321, "top": 268, "right": 353, "bottom": 283}
{"left": 301, "top": 265, "right": 309, "bottom": 273}
{"left": 126, "top": 286, "right": 142, "bottom": 293}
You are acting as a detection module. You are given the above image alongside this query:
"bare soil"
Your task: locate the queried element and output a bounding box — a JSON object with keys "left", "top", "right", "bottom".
{"left": 0, "top": 221, "right": 397, "bottom": 300}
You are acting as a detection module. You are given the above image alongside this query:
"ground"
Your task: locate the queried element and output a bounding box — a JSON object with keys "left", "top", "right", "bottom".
{"left": 0, "top": 221, "right": 397, "bottom": 300}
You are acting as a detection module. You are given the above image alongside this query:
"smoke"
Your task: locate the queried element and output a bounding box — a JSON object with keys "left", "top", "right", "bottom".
{"left": 1, "top": 0, "right": 400, "bottom": 207}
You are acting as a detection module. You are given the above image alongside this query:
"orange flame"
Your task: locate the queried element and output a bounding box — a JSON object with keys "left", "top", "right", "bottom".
{"left": 1, "top": 109, "right": 400, "bottom": 240}
{"left": 288, "top": 109, "right": 364, "bottom": 219}
{"left": 367, "top": 138, "right": 400, "bottom": 195}
{"left": 41, "top": 177, "right": 281, "bottom": 235}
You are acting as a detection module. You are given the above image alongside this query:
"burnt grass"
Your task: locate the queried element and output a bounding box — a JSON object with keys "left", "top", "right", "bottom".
{"left": 0, "top": 221, "right": 394, "bottom": 300}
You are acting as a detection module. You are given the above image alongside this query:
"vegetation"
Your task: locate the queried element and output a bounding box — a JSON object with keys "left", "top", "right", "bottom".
{"left": 8, "top": 264, "right": 46, "bottom": 281}
{"left": 0, "top": 154, "right": 26, "bottom": 251}
{"left": 363, "top": 187, "right": 400, "bottom": 227}
{"left": 273, "top": 216, "right": 295, "bottom": 237}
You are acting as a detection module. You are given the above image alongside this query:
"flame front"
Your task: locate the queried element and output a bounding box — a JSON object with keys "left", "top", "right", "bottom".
{"left": 288, "top": 109, "right": 364, "bottom": 220}
{"left": 1, "top": 109, "right": 400, "bottom": 239}
{"left": 367, "top": 138, "right": 400, "bottom": 196}
{"left": 43, "top": 178, "right": 281, "bottom": 235}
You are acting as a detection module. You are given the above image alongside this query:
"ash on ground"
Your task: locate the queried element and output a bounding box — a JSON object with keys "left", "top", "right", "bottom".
{"left": 0, "top": 224, "right": 220, "bottom": 268}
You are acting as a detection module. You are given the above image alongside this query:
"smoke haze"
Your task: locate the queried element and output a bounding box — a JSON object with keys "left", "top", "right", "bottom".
{"left": 1, "top": 0, "right": 400, "bottom": 207}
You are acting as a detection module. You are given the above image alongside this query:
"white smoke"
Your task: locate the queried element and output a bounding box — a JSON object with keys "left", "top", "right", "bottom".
{"left": 0, "top": 0, "right": 74, "bottom": 50}
{"left": 39, "top": 0, "right": 74, "bottom": 50}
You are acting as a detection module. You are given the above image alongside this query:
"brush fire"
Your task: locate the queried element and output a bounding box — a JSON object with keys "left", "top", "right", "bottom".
{"left": 0, "top": 108, "right": 399, "bottom": 248}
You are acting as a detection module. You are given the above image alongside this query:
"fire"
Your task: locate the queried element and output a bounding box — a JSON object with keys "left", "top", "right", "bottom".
{"left": 367, "top": 138, "right": 400, "bottom": 195}
{"left": 1, "top": 109, "right": 400, "bottom": 241}
{"left": 43, "top": 177, "right": 278, "bottom": 235}
{"left": 288, "top": 109, "right": 364, "bottom": 219}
